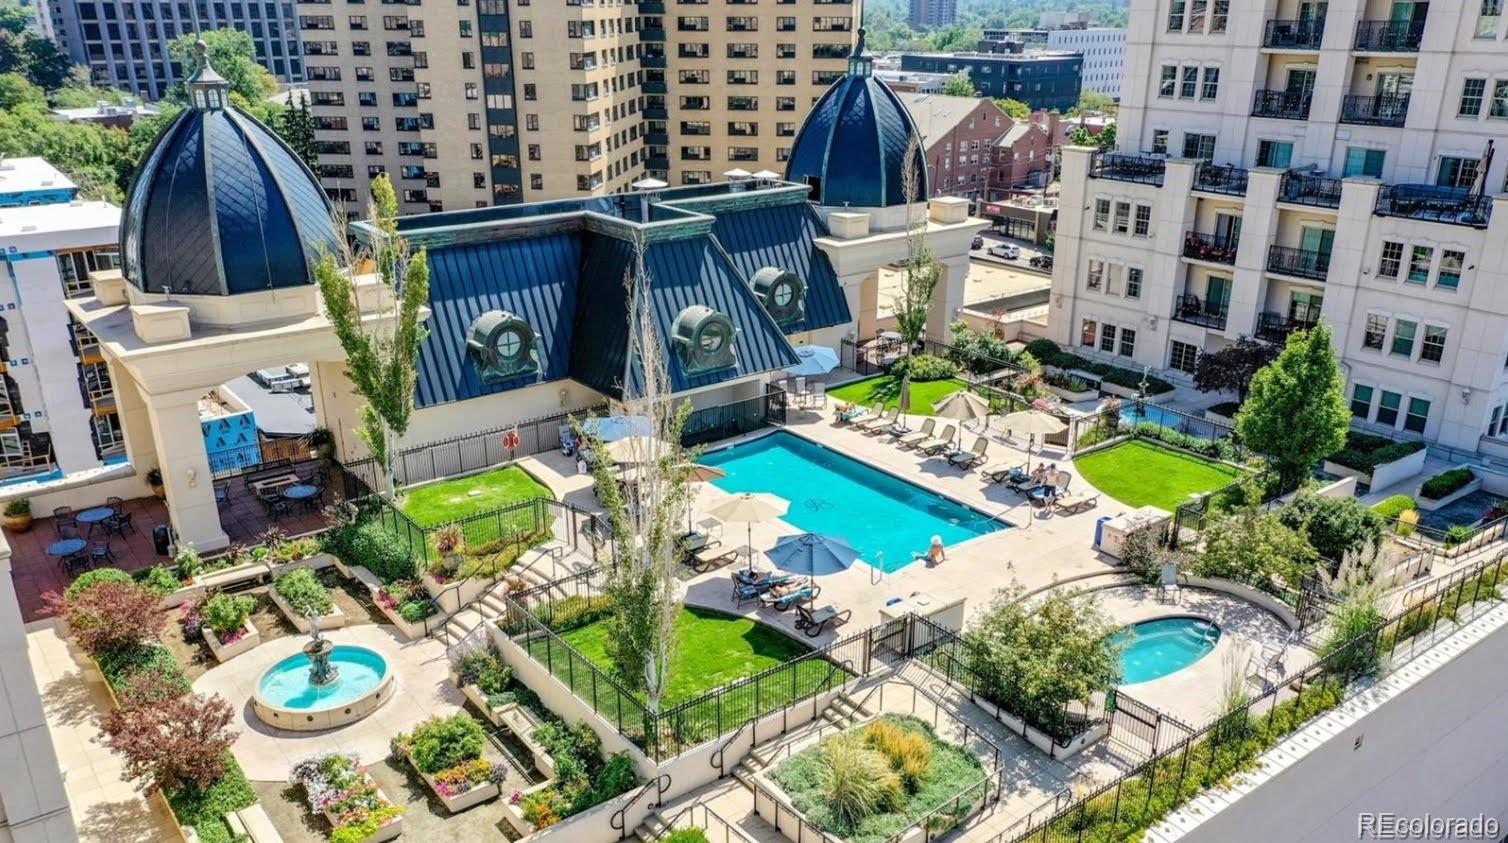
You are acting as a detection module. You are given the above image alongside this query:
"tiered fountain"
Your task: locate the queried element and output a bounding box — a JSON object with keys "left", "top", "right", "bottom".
{"left": 252, "top": 615, "right": 394, "bottom": 731}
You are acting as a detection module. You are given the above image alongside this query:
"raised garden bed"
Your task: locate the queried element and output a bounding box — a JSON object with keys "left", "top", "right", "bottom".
{"left": 289, "top": 753, "right": 405, "bottom": 843}
{"left": 393, "top": 713, "right": 502, "bottom": 814}
{"left": 269, "top": 569, "right": 348, "bottom": 633}
{"left": 203, "top": 620, "right": 259, "bottom": 662}
{"left": 1323, "top": 433, "right": 1427, "bottom": 491}
{"left": 1416, "top": 467, "right": 1481, "bottom": 511}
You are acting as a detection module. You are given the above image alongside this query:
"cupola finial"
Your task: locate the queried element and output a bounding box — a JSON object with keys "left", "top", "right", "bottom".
{"left": 185, "top": 38, "right": 229, "bottom": 110}
{"left": 848, "top": 28, "right": 872, "bottom": 77}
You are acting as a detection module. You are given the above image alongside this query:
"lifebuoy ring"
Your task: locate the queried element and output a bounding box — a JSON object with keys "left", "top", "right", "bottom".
{"left": 501, "top": 430, "right": 521, "bottom": 451}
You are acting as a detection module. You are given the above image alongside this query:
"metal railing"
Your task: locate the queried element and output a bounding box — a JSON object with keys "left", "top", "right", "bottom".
{"left": 1173, "top": 294, "right": 1230, "bottom": 330}
{"left": 1279, "top": 171, "right": 1343, "bottom": 208}
{"left": 1375, "top": 184, "right": 1492, "bottom": 228}
{"left": 1339, "top": 93, "right": 1410, "bottom": 127}
{"left": 1266, "top": 244, "right": 1330, "bottom": 280}
{"left": 610, "top": 773, "right": 670, "bottom": 840}
{"left": 1088, "top": 152, "right": 1165, "bottom": 186}
{"left": 1182, "top": 231, "right": 1238, "bottom": 265}
{"left": 1255, "top": 311, "right": 1319, "bottom": 344}
{"left": 1262, "top": 18, "right": 1325, "bottom": 48}
{"left": 650, "top": 803, "right": 760, "bottom": 843}
{"left": 1193, "top": 163, "right": 1248, "bottom": 195}
{"left": 1251, "top": 89, "right": 1312, "bottom": 120}
{"left": 1353, "top": 18, "right": 1425, "bottom": 51}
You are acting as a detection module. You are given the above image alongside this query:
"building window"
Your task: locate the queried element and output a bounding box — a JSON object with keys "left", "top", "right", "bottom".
{"left": 1378, "top": 241, "right": 1403, "bottom": 278}
{"left": 1421, "top": 325, "right": 1447, "bottom": 363}
{"left": 1257, "top": 140, "right": 1292, "bottom": 169}
{"left": 1491, "top": 80, "right": 1508, "bottom": 118}
{"left": 1158, "top": 66, "right": 1176, "bottom": 97}
{"left": 1167, "top": 0, "right": 1185, "bottom": 31}
{"left": 1180, "top": 66, "right": 1198, "bottom": 99}
{"left": 1438, "top": 250, "right": 1464, "bottom": 289}
{"left": 1363, "top": 314, "right": 1387, "bottom": 350}
{"left": 1099, "top": 324, "right": 1117, "bottom": 353}
{"left": 1133, "top": 204, "right": 1151, "bottom": 236}
{"left": 1489, "top": 403, "right": 1508, "bottom": 437}
{"left": 1126, "top": 267, "right": 1143, "bottom": 298}
{"left": 1404, "top": 397, "right": 1430, "bottom": 433}
{"left": 1460, "top": 78, "right": 1487, "bottom": 116}
{"left": 1169, "top": 340, "right": 1198, "bottom": 373}
{"left": 1407, "top": 246, "right": 1433, "bottom": 283}
{"left": 1200, "top": 67, "right": 1219, "bottom": 100}
{"left": 1391, "top": 319, "right": 1417, "bottom": 357}
{"left": 1086, "top": 259, "right": 1104, "bottom": 290}
{"left": 1376, "top": 390, "right": 1402, "bottom": 426}
{"left": 1182, "top": 132, "right": 1215, "bottom": 160}
{"left": 1118, "top": 327, "right": 1136, "bottom": 357}
{"left": 1343, "top": 147, "right": 1385, "bottom": 177}
{"left": 530, "top": 174, "right": 543, "bottom": 189}
{"left": 1350, "top": 384, "right": 1374, "bottom": 418}
{"left": 1151, "top": 129, "right": 1168, "bottom": 154}
{"left": 1112, "top": 201, "right": 1130, "bottom": 234}
{"left": 1093, "top": 198, "right": 1110, "bottom": 230}
{"left": 1080, "top": 319, "right": 1097, "bottom": 347}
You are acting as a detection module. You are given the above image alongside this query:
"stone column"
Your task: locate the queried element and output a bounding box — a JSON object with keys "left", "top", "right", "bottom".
{"left": 928, "top": 255, "right": 969, "bottom": 343}
{"left": 109, "top": 362, "right": 157, "bottom": 497}
{"left": 838, "top": 271, "right": 880, "bottom": 342}
{"left": 144, "top": 388, "right": 228, "bottom": 552}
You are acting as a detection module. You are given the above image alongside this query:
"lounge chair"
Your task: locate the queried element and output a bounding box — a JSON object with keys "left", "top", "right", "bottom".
{"left": 918, "top": 425, "right": 957, "bottom": 455}
{"left": 895, "top": 418, "right": 936, "bottom": 449}
{"left": 688, "top": 542, "right": 739, "bottom": 573}
{"left": 795, "top": 603, "right": 853, "bottom": 637}
{"left": 838, "top": 401, "right": 879, "bottom": 424}
{"left": 855, "top": 407, "right": 899, "bottom": 434}
{"left": 1159, "top": 562, "right": 1182, "bottom": 604}
{"left": 981, "top": 463, "right": 1027, "bottom": 484}
{"left": 761, "top": 583, "right": 819, "bottom": 611}
{"left": 1053, "top": 491, "right": 1101, "bottom": 514}
{"left": 946, "top": 436, "right": 989, "bottom": 470}
{"left": 734, "top": 569, "right": 793, "bottom": 591}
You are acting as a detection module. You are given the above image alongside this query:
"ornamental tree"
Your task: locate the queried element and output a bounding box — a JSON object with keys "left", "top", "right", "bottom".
{"left": 1193, "top": 482, "right": 1318, "bottom": 591}
{"left": 100, "top": 687, "right": 237, "bottom": 793}
{"left": 43, "top": 580, "right": 161, "bottom": 656}
{"left": 940, "top": 73, "right": 976, "bottom": 97}
{"left": 1191, "top": 335, "right": 1279, "bottom": 403}
{"left": 891, "top": 136, "right": 942, "bottom": 413}
{"left": 1234, "top": 325, "right": 1349, "bottom": 487}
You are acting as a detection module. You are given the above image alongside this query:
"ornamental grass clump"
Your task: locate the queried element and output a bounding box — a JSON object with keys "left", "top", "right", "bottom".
{"left": 863, "top": 717, "right": 933, "bottom": 792}
{"left": 816, "top": 733, "right": 904, "bottom": 827}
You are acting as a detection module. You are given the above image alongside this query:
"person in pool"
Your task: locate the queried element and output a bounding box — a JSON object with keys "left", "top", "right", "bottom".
{"left": 917, "top": 535, "right": 946, "bottom": 567}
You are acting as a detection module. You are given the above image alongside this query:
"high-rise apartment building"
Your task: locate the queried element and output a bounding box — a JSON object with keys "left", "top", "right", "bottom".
{"left": 900, "top": 50, "right": 1083, "bottom": 112}
{"left": 40, "top": 0, "right": 305, "bottom": 99}
{"left": 1048, "top": 0, "right": 1508, "bottom": 456}
{"left": 908, "top": 0, "right": 954, "bottom": 29}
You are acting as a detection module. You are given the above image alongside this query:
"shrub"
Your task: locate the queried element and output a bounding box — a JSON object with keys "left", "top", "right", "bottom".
{"left": 290, "top": 752, "right": 404, "bottom": 839}
{"left": 3, "top": 498, "right": 29, "bottom": 516}
{"left": 1024, "top": 338, "right": 1061, "bottom": 362}
{"left": 1318, "top": 598, "right": 1385, "bottom": 678}
{"left": 525, "top": 720, "right": 638, "bottom": 820}
{"left": 661, "top": 830, "right": 711, "bottom": 843}
{"left": 594, "top": 752, "right": 639, "bottom": 803}
{"left": 334, "top": 520, "right": 417, "bottom": 583}
{"left": 200, "top": 593, "right": 256, "bottom": 638}
{"left": 543, "top": 594, "right": 614, "bottom": 632}
{"left": 863, "top": 718, "right": 932, "bottom": 792}
{"left": 890, "top": 353, "right": 958, "bottom": 382}
{"left": 46, "top": 579, "right": 162, "bottom": 655}
{"left": 274, "top": 569, "right": 333, "bottom": 617}
{"left": 397, "top": 599, "right": 434, "bottom": 623}
{"left": 1420, "top": 468, "right": 1475, "bottom": 500}
{"left": 174, "top": 545, "right": 203, "bottom": 581}
{"left": 97, "top": 645, "right": 191, "bottom": 696}
{"left": 1277, "top": 493, "right": 1384, "bottom": 563}
{"left": 100, "top": 688, "right": 237, "bottom": 793}
{"left": 456, "top": 647, "right": 513, "bottom": 697}
{"left": 1372, "top": 494, "right": 1417, "bottom": 521}
{"left": 1443, "top": 524, "right": 1477, "bottom": 548}
{"left": 1325, "top": 432, "right": 1426, "bottom": 472}
{"left": 164, "top": 755, "right": 257, "bottom": 843}
{"left": 137, "top": 565, "right": 183, "bottom": 596}
{"left": 64, "top": 566, "right": 133, "bottom": 599}
{"left": 816, "top": 733, "right": 904, "bottom": 827}
{"left": 400, "top": 713, "right": 485, "bottom": 774}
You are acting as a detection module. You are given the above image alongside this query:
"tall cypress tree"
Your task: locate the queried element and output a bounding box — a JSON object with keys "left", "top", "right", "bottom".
{"left": 280, "top": 96, "right": 320, "bottom": 173}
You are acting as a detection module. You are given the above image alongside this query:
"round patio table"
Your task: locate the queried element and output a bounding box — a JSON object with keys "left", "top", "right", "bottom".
{"left": 282, "top": 484, "right": 320, "bottom": 501}
{"left": 46, "top": 538, "right": 86, "bottom": 558}
{"left": 76, "top": 506, "right": 114, "bottom": 526}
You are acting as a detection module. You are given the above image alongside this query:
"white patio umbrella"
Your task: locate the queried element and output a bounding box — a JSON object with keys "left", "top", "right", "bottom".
{"left": 999, "top": 409, "right": 1068, "bottom": 472}
{"left": 783, "top": 345, "right": 840, "bottom": 377}
{"left": 707, "top": 492, "right": 789, "bottom": 569}
{"left": 933, "top": 390, "right": 993, "bottom": 447}
{"left": 604, "top": 434, "right": 678, "bottom": 464}
{"left": 580, "top": 415, "right": 653, "bottom": 442}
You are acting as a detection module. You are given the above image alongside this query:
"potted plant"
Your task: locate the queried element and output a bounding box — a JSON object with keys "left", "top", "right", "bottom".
{"left": 200, "top": 592, "right": 260, "bottom": 661}
{"left": 2, "top": 498, "right": 32, "bottom": 533}
{"left": 308, "top": 426, "right": 336, "bottom": 460}
{"left": 146, "top": 467, "right": 165, "bottom": 498}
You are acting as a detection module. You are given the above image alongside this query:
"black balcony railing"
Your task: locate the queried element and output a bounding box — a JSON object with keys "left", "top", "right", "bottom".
{"left": 1251, "top": 89, "right": 1312, "bottom": 120}
{"left": 1089, "top": 152, "right": 1165, "bottom": 186}
{"left": 1376, "top": 185, "right": 1493, "bottom": 228}
{"left": 1353, "top": 19, "right": 1425, "bottom": 51}
{"left": 1174, "top": 295, "right": 1229, "bottom": 330}
{"left": 1256, "top": 311, "right": 1319, "bottom": 343}
{"left": 1194, "top": 163, "right": 1248, "bottom": 195}
{"left": 1339, "top": 94, "right": 1409, "bottom": 127}
{"left": 1266, "top": 244, "right": 1331, "bottom": 280}
{"left": 1279, "top": 172, "right": 1343, "bottom": 207}
{"left": 1263, "top": 18, "right": 1325, "bottom": 48}
{"left": 1183, "top": 231, "right": 1239, "bottom": 265}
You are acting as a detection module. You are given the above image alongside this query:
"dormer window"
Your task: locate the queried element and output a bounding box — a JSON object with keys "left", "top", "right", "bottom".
{"left": 467, "top": 310, "right": 541, "bottom": 382}
{"left": 672, "top": 305, "right": 739, "bottom": 374}
{"left": 750, "top": 267, "right": 805, "bottom": 328}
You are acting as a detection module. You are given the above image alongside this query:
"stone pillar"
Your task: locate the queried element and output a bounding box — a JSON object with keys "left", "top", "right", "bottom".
{"left": 838, "top": 272, "right": 880, "bottom": 342}
{"left": 1322, "top": 177, "right": 1383, "bottom": 357}
{"left": 109, "top": 362, "right": 157, "bottom": 495}
{"left": 928, "top": 255, "right": 969, "bottom": 343}
{"left": 1045, "top": 146, "right": 1096, "bottom": 347}
{"left": 144, "top": 388, "right": 228, "bottom": 552}
{"left": 0, "top": 534, "right": 76, "bottom": 843}
{"left": 1228, "top": 168, "right": 1285, "bottom": 340}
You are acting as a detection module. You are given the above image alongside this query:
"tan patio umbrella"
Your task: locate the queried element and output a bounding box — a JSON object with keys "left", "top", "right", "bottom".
{"left": 707, "top": 492, "right": 789, "bottom": 569}
{"left": 933, "top": 389, "right": 993, "bottom": 447}
{"left": 677, "top": 462, "right": 726, "bottom": 533}
{"left": 999, "top": 409, "right": 1068, "bottom": 472}
{"left": 604, "top": 435, "right": 678, "bottom": 464}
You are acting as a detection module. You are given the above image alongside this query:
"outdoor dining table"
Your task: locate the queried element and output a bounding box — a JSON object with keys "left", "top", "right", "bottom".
{"left": 46, "top": 538, "right": 87, "bottom": 559}
{"left": 75, "top": 506, "right": 115, "bottom": 535}
{"left": 282, "top": 484, "right": 321, "bottom": 512}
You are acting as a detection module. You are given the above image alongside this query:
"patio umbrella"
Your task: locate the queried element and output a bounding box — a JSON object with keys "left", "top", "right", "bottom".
{"left": 580, "top": 415, "right": 653, "bottom": 442}
{"left": 707, "top": 492, "right": 789, "bottom": 569}
{"left": 604, "top": 434, "right": 678, "bottom": 464}
{"left": 999, "top": 409, "right": 1068, "bottom": 472}
{"left": 677, "top": 462, "right": 726, "bottom": 533}
{"left": 933, "top": 389, "right": 993, "bottom": 447}
{"left": 783, "top": 345, "right": 840, "bottom": 377}
{"left": 766, "top": 533, "right": 859, "bottom": 578}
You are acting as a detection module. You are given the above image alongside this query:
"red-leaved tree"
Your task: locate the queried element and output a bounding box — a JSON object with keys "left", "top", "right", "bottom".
{"left": 43, "top": 580, "right": 162, "bottom": 655}
{"left": 100, "top": 686, "right": 237, "bottom": 793}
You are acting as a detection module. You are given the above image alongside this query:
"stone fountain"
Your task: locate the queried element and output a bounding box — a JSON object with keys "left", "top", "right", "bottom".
{"left": 303, "top": 613, "right": 339, "bottom": 686}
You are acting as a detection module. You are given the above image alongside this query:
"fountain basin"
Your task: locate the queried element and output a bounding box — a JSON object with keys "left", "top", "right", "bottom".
{"left": 252, "top": 644, "right": 394, "bottom": 731}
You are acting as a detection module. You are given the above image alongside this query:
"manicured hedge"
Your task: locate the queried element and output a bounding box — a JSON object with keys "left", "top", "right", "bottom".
{"left": 1372, "top": 494, "right": 1417, "bottom": 521}
{"left": 1022, "top": 339, "right": 1174, "bottom": 395}
{"left": 323, "top": 517, "right": 416, "bottom": 584}
{"left": 1420, "top": 467, "right": 1475, "bottom": 500}
{"left": 1325, "top": 432, "right": 1426, "bottom": 472}
{"left": 1206, "top": 401, "right": 1240, "bottom": 418}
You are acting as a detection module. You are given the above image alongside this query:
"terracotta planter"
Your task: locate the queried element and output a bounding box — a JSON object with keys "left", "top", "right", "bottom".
{"left": 2, "top": 513, "right": 33, "bottom": 533}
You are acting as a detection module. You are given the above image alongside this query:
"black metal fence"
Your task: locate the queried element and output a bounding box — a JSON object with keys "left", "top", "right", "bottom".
{"left": 1068, "top": 401, "right": 1241, "bottom": 459}
{"left": 1005, "top": 548, "right": 1508, "bottom": 842}
{"left": 682, "top": 385, "right": 787, "bottom": 446}
{"left": 365, "top": 494, "right": 611, "bottom": 568}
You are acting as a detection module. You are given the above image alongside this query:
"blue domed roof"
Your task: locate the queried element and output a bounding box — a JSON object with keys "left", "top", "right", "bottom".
{"left": 121, "top": 44, "right": 340, "bottom": 297}
{"left": 785, "top": 34, "right": 927, "bottom": 208}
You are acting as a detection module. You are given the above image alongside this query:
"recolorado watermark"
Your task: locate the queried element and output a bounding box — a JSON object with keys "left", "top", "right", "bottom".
{"left": 1357, "top": 813, "right": 1500, "bottom": 840}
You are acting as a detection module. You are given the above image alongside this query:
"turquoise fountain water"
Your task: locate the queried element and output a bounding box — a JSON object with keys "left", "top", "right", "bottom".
{"left": 257, "top": 645, "right": 389, "bottom": 710}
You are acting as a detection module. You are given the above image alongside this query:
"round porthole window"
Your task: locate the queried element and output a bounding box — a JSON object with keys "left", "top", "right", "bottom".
{"left": 467, "top": 310, "right": 541, "bottom": 383}
{"left": 672, "top": 306, "right": 739, "bottom": 374}
{"left": 750, "top": 267, "right": 805, "bottom": 328}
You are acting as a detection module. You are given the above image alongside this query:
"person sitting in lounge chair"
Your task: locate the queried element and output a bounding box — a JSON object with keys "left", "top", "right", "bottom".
{"left": 1028, "top": 464, "right": 1047, "bottom": 487}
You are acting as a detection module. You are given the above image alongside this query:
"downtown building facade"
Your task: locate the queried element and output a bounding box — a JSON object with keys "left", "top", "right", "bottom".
{"left": 1047, "top": 0, "right": 1508, "bottom": 456}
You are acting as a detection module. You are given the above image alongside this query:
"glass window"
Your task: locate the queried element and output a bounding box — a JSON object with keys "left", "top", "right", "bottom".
{"left": 1378, "top": 241, "right": 1403, "bottom": 277}
{"left": 1490, "top": 405, "right": 1503, "bottom": 437}
{"left": 1182, "top": 133, "right": 1216, "bottom": 160}
{"left": 1363, "top": 314, "right": 1387, "bottom": 349}
{"left": 1151, "top": 129, "right": 1169, "bottom": 154}
{"left": 1407, "top": 246, "right": 1433, "bottom": 283}
{"left": 1080, "top": 319, "right": 1097, "bottom": 347}
{"left": 1133, "top": 205, "right": 1152, "bottom": 236}
{"left": 1350, "top": 384, "right": 1374, "bottom": 418}
{"left": 1257, "top": 140, "right": 1293, "bottom": 168}
{"left": 1112, "top": 201, "right": 1130, "bottom": 234}
{"left": 1167, "top": 0, "right": 1185, "bottom": 32}
{"left": 1479, "top": 0, "right": 1503, "bottom": 37}
{"left": 1180, "top": 66, "right": 1198, "bottom": 99}
{"left": 1421, "top": 325, "right": 1447, "bottom": 362}
{"left": 1438, "top": 250, "right": 1464, "bottom": 289}
{"left": 1405, "top": 397, "right": 1430, "bottom": 433}
{"left": 1391, "top": 319, "right": 1417, "bottom": 356}
{"left": 1460, "top": 78, "right": 1487, "bottom": 116}
{"left": 1126, "top": 267, "right": 1143, "bottom": 298}
{"left": 1105, "top": 265, "right": 1122, "bottom": 295}
{"left": 1188, "top": 0, "right": 1207, "bottom": 30}
{"left": 1437, "top": 157, "right": 1479, "bottom": 189}
{"left": 1376, "top": 390, "right": 1402, "bottom": 426}
{"left": 1200, "top": 67, "right": 1219, "bottom": 100}
{"left": 1086, "top": 259, "right": 1104, "bottom": 290}
{"left": 1343, "top": 147, "right": 1385, "bottom": 177}
{"left": 1492, "top": 81, "right": 1508, "bottom": 118}
{"left": 1099, "top": 324, "right": 1117, "bottom": 353}
{"left": 1119, "top": 327, "right": 1136, "bottom": 357}
{"left": 1159, "top": 66, "right": 1177, "bottom": 98}
{"left": 1093, "top": 198, "right": 1110, "bottom": 230}
{"left": 1169, "top": 341, "right": 1198, "bottom": 373}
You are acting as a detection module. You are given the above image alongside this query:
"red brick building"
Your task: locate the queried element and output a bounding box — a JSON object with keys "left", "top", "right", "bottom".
{"left": 989, "top": 116, "right": 1054, "bottom": 198}
{"left": 897, "top": 93, "right": 1011, "bottom": 203}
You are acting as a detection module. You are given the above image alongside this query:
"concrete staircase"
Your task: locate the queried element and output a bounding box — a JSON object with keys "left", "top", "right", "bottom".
{"left": 729, "top": 690, "right": 875, "bottom": 791}
{"left": 432, "top": 541, "right": 598, "bottom": 650}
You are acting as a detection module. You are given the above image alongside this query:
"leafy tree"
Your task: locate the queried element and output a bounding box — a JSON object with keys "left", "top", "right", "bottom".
{"left": 48, "top": 85, "right": 135, "bottom": 108}
{"left": 0, "top": 25, "right": 76, "bottom": 90}
{"left": 315, "top": 174, "right": 430, "bottom": 496}
{"left": 0, "top": 70, "right": 41, "bottom": 108}
{"left": 281, "top": 96, "right": 319, "bottom": 172}
{"left": 100, "top": 683, "right": 237, "bottom": 793}
{"left": 1069, "top": 89, "right": 1116, "bottom": 116}
{"left": 891, "top": 136, "right": 942, "bottom": 414}
{"left": 993, "top": 97, "right": 1030, "bottom": 119}
{"left": 166, "top": 30, "right": 276, "bottom": 104}
{"left": 1278, "top": 492, "right": 1384, "bottom": 565}
{"left": 1235, "top": 325, "right": 1349, "bottom": 487}
{"left": 1193, "top": 482, "right": 1317, "bottom": 591}
{"left": 43, "top": 579, "right": 162, "bottom": 656}
{"left": 1192, "top": 335, "right": 1279, "bottom": 403}
{"left": 0, "top": 5, "right": 30, "bottom": 34}
{"left": 1068, "top": 121, "right": 1116, "bottom": 150}
{"left": 940, "top": 72, "right": 976, "bottom": 97}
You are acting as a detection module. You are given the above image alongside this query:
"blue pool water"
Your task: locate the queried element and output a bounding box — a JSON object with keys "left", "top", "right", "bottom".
{"left": 1119, "top": 404, "right": 1223, "bottom": 439}
{"left": 257, "top": 645, "right": 388, "bottom": 710}
{"left": 700, "top": 431, "right": 1005, "bottom": 573}
{"left": 1109, "top": 617, "right": 1221, "bottom": 684}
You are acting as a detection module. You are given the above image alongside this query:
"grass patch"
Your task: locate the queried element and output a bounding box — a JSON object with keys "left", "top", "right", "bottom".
{"left": 1073, "top": 439, "right": 1244, "bottom": 511}
{"left": 398, "top": 465, "right": 552, "bottom": 527}
{"left": 828, "top": 376, "right": 968, "bottom": 416}
{"left": 770, "top": 715, "right": 987, "bottom": 843}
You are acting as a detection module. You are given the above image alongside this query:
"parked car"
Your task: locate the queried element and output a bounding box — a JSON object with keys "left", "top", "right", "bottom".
{"left": 988, "top": 243, "right": 1020, "bottom": 260}
{"left": 1030, "top": 254, "right": 1054, "bottom": 270}
{"left": 970, "top": 235, "right": 985, "bottom": 250}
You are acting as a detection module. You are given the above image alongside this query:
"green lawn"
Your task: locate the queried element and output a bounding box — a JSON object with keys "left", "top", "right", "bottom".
{"left": 828, "top": 376, "right": 967, "bottom": 416}
{"left": 1073, "top": 439, "right": 1244, "bottom": 511}
{"left": 398, "top": 465, "right": 552, "bottom": 527}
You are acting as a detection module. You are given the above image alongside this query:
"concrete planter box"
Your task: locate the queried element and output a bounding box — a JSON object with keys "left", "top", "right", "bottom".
{"left": 376, "top": 599, "right": 437, "bottom": 641}
{"left": 1046, "top": 383, "right": 1099, "bottom": 403}
{"left": 963, "top": 691, "right": 1106, "bottom": 760}
{"left": 267, "top": 551, "right": 336, "bottom": 576}
{"left": 268, "top": 586, "right": 347, "bottom": 634}
{"left": 319, "top": 778, "right": 403, "bottom": 843}
{"left": 408, "top": 755, "right": 500, "bottom": 813}
{"left": 1323, "top": 447, "right": 1427, "bottom": 494}
{"left": 203, "top": 621, "right": 260, "bottom": 662}
{"left": 425, "top": 573, "right": 494, "bottom": 615}
{"left": 496, "top": 702, "right": 556, "bottom": 778}
{"left": 460, "top": 682, "right": 511, "bottom": 728}
{"left": 157, "top": 582, "right": 205, "bottom": 610}
{"left": 1416, "top": 472, "right": 1483, "bottom": 512}
{"left": 753, "top": 768, "right": 977, "bottom": 843}
{"left": 501, "top": 780, "right": 556, "bottom": 837}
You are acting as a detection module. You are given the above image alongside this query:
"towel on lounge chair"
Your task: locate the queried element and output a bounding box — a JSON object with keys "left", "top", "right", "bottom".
{"left": 982, "top": 463, "right": 1027, "bottom": 484}
{"left": 838, "top": 402, "right": 879, "bottom": 423}
{"left": 760, "top": 583, "right": 819, "bottom": 611}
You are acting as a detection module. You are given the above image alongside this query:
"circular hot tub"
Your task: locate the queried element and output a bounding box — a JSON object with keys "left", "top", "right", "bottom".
{"left": 252, "top": 645, "right": 395, "bottom": 731}
{"left": 1108, "top": 616, "right": 1221, "bottom": 684}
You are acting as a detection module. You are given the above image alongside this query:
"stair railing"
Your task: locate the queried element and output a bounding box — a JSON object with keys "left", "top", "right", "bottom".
{"left": 610, "top": 773, "right": 670, "bottom": 840}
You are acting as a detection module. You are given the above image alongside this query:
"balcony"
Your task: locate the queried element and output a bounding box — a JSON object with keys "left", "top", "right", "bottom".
{"left": 1353, "top": 19, "right": 1425, "bottom": 52}
{"left": 1194, "top": 163, "right": 1248, "bottom": 196}
{"left": 1278, "top": 172, "right": 1342, "bottom": 208}
{"left": 1251, "top": 89, "right": 1311, "bottom": 120}
{"left": 1375, "top": 185, "right": 1492, "bottom": 229}
{"left": 643, "top": 81, "right": 667, "bottom": 94}
{"left": 641, "top": 54, "right": 667, "bottom": 68}
{"left": 1262, "top": 18, "right": 1324, "bottom": 49}
{"left": 1183, "top": 231, "right": 1239, "bottom": 265}
{"left": 1339, "top": 94, "right": 1409, "bottom": 127}
{"left": 1088, "top": 153, "right": 1164, "bottom": 186}
{"left": 646, "top": 156, "right": 670, "bottom": 171}
{"left": 1256, "top": 311, "right": 1319, "bottom": 343}
{"left": 1266, "top": 245, "right": 1330, "bottom": 281}
{"left": 644, "top": 106, "right": 668, "bottom": 120}
{"left": 1174, "top": 295, "right": 1229, "bottom": 331}
{"left": 639, "top": 27, "right": 666, "bottom": 41}
{"left": 646, "top": 131, "right": 669, "bottom": 145}
{"left": 638, "top": 0, "right": 664, "bottom": 11}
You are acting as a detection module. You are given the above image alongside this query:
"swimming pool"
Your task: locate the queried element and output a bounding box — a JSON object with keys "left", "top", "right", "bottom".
{"left": 1118, "top": 403, "right": 1224, "bottom": 439}
{"left": 700, "top": 431, "right": 1005, "bottom": 573}
{"left": 1109, "top": 617, "right": 1221, "bottom": 684}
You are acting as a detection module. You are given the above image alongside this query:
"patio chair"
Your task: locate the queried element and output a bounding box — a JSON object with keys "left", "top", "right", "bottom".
{"left": 687, "top": 541, "right": 739, "bottom": 573}
{"left": 1159, "top": 562, "right": 1182, "bottom": 604}
{"left": 838, "top": 401, "right": 879, "bottom": 425}
{"left": 855, "top": 407, "right": 899, "bottom": 434}
{"left": 214, "top": 481, "right": 231, "bottom": 507}
{"left": 918, "top": 425, "right": 957, "bottom": 455}
{"left": 1053, "top": 491, "right": 1101, "bottom": 515}
{"left": 105, "top": 496, "right": 124, "bottom": 512}
{"left": 808, "top": 382, "right": 827, "bottom": 409}
{"left": 795, "top": 603, "right": 853, "bottom": 638}
{"left": 946, "top": 437, "right": 989, "bottom": 470}
{"left": 793, "top": 376, "right": 808, "bottom": 404}
{"left": 981, "top": 463, "right": 1026, "bottom": 484}
{"left": 89, "top": 542, "right": 116, "bottom": 567}
{"left": 895, "top": 418, "right": 936, "bottom": 449}
{"left": 52, "top": 506, "right": 75, "bottom": 537}
{"left": 104, "top": 511, "right": 135, "bottom": 537}
{"left": 760, "top": 582, "right": 819, "bottom": 612}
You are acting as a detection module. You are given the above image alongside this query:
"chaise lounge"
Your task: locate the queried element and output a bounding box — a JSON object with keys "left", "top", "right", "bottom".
{"left": 794, "top": 603, "right": 853, "bottom": 637}
{"left": 916, "top": 424, "right": 957, "bottom": 455}
{"left": 854, "top": 407, "right": 900, "bottom": 434}
{"left": 946, "top": 436, "right": 989, "bottom": 470}
{"left": 895, "top": 418, "right": 936, "bottom": 449}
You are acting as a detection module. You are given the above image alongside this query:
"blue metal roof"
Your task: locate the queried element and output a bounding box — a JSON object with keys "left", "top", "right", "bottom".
{"left": 709, "top": 202, "right": 851, "bottom": 334}
{"left": 785, "top": 74, "right": 927, "bottom": 208}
